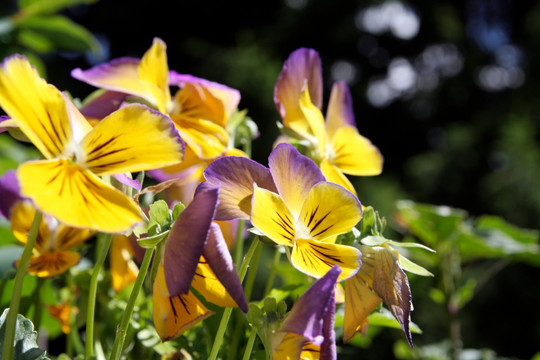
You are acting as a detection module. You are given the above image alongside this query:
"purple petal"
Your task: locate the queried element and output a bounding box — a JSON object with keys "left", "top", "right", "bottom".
{"left": 203, "top": 222, "right": 248, "bottom": 312}
{"left": 202, "top": 156, "right": 277, "bottom": 220}
{"left": 164, "top": 186, "right": 219, "bottom": 297}
{"left": 0, "top": 170, "right": 22, "bottom": 218}
{"left": 320, "top": 292, "right": 337, "bottom": 360}
{"left": 71, "top": 57, "right": 141, "bottom": 95}
{"left": 274, "top": 48, "right": 323, "bottom": 120}
{"left": 80, "top": 90, "right": 129, "bottom": 120}
{"left": 325, "top": 82, "right": 356, "bottom": 138}
{"left": 280, "top": 265, "right": 341, "bottom": 345}
{"left": 112, "top": 173, "right": 142, "bottom": 191}
{"left": 0, "top": 115, "right": 10, "bottom": 133}
{"left": 268, "top": 143, "right": 326, "bottom": 215}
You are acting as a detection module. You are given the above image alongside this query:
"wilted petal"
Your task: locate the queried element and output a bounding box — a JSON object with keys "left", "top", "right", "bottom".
{"left": 331, "top": 126, "right": 383, "bottom": 176}
{"left": 164, "top": 187, "right": 218, "bottom": 297}
{"left": 81, "top": 104, "right": 184, "bottom": 175}
{"left": 268, "top": 143, "right": 325, "bottom": 217}
{"left": 280, "top": 265, "right": 341, "bottom": 344}
{"left": 202, "top": 223, "right": 248, "bottom": 312}
{"left": 343, "top": 272, "right": 382, "bottom": 342}
{"left": 291, "top": 239, "right": 361, "bottom": 281}
{"left": 153, "top": 264, "right": 213, "bottom": 341}
{"left": 325, "top": 81, "right": 356, "bottom": 139}
{"left": 202, "top": 156, "right": 277, "bottom": 220}
{"left": 0, "top": 55, "right": 72, "bottom": 159}
{"left": 274, "top": 48, "right": 323, "bottom": 139}
{"left": 298, "top": 182, "right": 362, "bottom": 241}
{"left": 18, "top": 159, "right": 143, "bottom": 232}
{"left": 251, "top": 185, "right": 295, "bottom": 246}
{"left": 0, "top": 170, "right": 22, "bottom": 219}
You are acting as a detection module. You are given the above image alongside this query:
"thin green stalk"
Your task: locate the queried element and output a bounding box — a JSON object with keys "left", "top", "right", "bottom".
{"left": 208, "top": 238, "right": 261, "bottom": 360}
{"left": 263, "top": 247, "right": 281, "bottom": 296}
{"left": 85, "top": 233, "right": 113, "bottom": 359}
{"left": 241, "top": 329, "right": 258, "bottom": 360}
{"left": 110, "top": 247, "right": 155, "bottom": 360}
{"left": 2, "top": 210, "right": 42, "bottom": 360}
{"left": 234, "top": 220, "right": 246, "bottom": 268}
{"left": 32, "top": 277, "right": 45, "bottom": 332}
{"left": 244, "top": 241, "right": 262, "bottom": 301}
{"left": 66, "top": 270, "right": 84, "bottom": 357}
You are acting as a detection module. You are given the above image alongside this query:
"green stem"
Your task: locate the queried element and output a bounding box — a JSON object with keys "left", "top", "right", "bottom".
{"left": 32, "top": 277, "right": 45, "bottom": 332}
{"left": 109, "top": 247, "right": 155, "bottom": 360}
{"left": 241, "top": 329, "right": 258, "bottom": 360}
{"left": 208, "top": 238, "right": 261, "bottom": 360}
{"left": 244, "top": 242, "right": 262, "bottom": 301}
{"left": 2, "top": 210, "right": 42, "bottom": 360}
{"left": 85, "top": 233, "right": 113, "bottom": 359}
{"left": 234, "top": 220, "right": 246, "bottom": 268}
{"left": 263, "top": 247, "right": 281, "bottom": 296}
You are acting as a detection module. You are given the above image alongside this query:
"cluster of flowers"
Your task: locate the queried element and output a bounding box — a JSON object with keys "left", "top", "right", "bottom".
{"left": 0, "top": 38, "right": 432, "bottom": 359}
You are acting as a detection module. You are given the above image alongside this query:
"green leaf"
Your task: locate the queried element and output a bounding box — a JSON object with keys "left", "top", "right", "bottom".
{"left": 136, "top": 230, "right": 169, "bottom": 249}
{"left": 148, "top": 200, "right": 170, "bottom": 227}
{"left": 17, "top": 0, "right": 98, "bottom": 17}
{"left": 15, "top": 15, "right": 98, "bottom": 53}
{"left": 0, "top": 309, "right": 50, "bottom": 360}
{"left": 171, "top": 202, "right": 185, "bottom": 221}
{"left": 368, "top": 307, "right": 422, "bottom": 334}
{"left": 398, "top": 254, "right": 434, "bottom": 277}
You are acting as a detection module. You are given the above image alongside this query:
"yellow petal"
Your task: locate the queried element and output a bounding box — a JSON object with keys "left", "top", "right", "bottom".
{"left": 251, "top": 185, "right": 295, "bottom": 246}
{"left": 172, "top": 82, "right": 227, "bottom": 128}
{"left": 110, "top": 235, "right": 139, "bottom": 293}
{"left": 0, "top": 55, "right": 72, "bottom": 158}
{"left": 330, "top": 126, "right": 383, "bottom": 176}
{"left": 298, "top": 182, "right": 362, "bottom": 241}
{"left": 138, "top": 37, "right": 171, "bottom": 113}
{"left": 272, "top": 332, "right": 307, "bottom": 360}
{"left": 81, "top": 103, "right": 184, "bottom": 175}
{"left": 291, "top": 238, "right": 361, "bottom": 281}
{"left": 172, "top": 115, "right": 228, "bottom": 160}
{"left": 153, "top": 265, "right": 213, "bottom": 341}
{"left": 17, "top": 159, "right": 143, "bottom": 233}
{"left": 191, "top": 257, "right": 237, "bottom": 308}
{"left": 299, "top": 86, "right": 327, "bottom": 156}
{"left": 343, "top": 273, "right": 382, "bottom": 342}
{"left": 10, "top": 201, "right": 51, "bottom": 253}
{"left": 319, "top": 159, "right": 357, "bottom": 196}
{"left": 18, "top": 251, "right": 81, "bottom": 278}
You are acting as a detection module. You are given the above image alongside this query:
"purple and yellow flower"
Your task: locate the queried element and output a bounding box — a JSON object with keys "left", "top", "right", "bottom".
{"left": 153, "top": 186, "right": 247, "bottom": 341}
{"left": 110, "top": 234, "right": 139, "bottom": 293}
{"left": 274, "top": 48, "right": 383, "bottom": 195}
{"left": 0, "top": 55, "right": 185, "bottom": 233}
{"left": 271, "top": 265, "right": 341, "bottom": 360}
{"left": 72, "top": 37, "right": 240, "bottom": 161}
{"left": 200, "top": 143, "right": 362, "bottom": 281}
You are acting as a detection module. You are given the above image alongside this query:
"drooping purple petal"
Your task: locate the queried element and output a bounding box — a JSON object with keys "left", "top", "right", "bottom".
{"left": 79, "top": 90, "right": 129, "bottom": 120}
{"left": 320, "top": 291, "right": 337, "bottom": 360}
{"left": 164, "top": 186, "right": 219, "bottom": 297}
{"left": 325, "top": 81, "right": 356, "bottom": 139}
{"left": 112, "top": 173, "right": 142, "bottom": 191}
{"left": 0, "top": 115, "right": 10, "bottom": 133}
{"left": 280, "top": 265, "right": 341, "bottom": 345}
{"left": 274, "top": 48, "right": 323, "bottom": 122}
{"left": 202, "top": 222, "right": 248, "bottom": 312}
{"left": 202, "top": 156, "right": 277, "bottom": 220}
{"left": 0, "top": 170, "right": 22, "bottom": 218}
{"left": 268, "top": 143, "right": 326, "bottom": 216}
{"left": 169, "top": 72, "right": 241, "bottom": 116}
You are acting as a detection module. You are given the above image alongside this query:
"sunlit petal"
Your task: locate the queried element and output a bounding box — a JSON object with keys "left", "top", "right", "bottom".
{"left": 251, "top": 185, "right": 295, "bottom": 246}
{"left": 81, "top": 103, "right": 184, "bottom": 175}
{"left": 298, "top": 182, "right": 362, "bottom": 241}
{"left": 169, "top": 72, "right": 241, "bottom": 116}
{"left": 274, "top": 48, "right": 323, "bottom": 140}
{"left": 0, "top": 55, "right": 72, "bottom": 158}
{"left": 331, "top": 126, "right": 383, "bottom": 176}
{"left": 202, "top": 156, "right": 277, "bottom": 220}
{"left": 20, "top": 251, "right": 81, "bottom": 278}
{"left": 172, "top": 82, "right": 227, "bottom": 127}
{"left": 110, "top": 235, "right": 139, "bottom": 293}
{"left": 272, "top": 332, "right": 309, "bottom": 360}
{"left": 17, "top": 159, "right": 143, "bottom": 232}
{"left": 153, "top": 265, "right": 213, "bottom": 341}
{"left": 191, "top": 257, "right": 237, "bottom": 308}
{"left": 268, "top": 143, "right": 325, "bottom": 216}
{"left": 138, "top": 37, "right": 170, "bottom": 113}
{"left": 319, "top": 159, "right": 357, "bottom": 196}
{"left": 202, "top": 223, "right": 248, "bottom": 311}
{"left": 299, "top": 86, "right": 327, "bottom": 154}
{"left": 10, "top": 201, "right": 50, "bottom": 252}
{"left": 325, "top": 81, "right": 356, "bottom": 139}
{"left": 291, "top": 239, "right": 361, "bottom": 281}
{"left": 172, "top": 114, "right": 228, "bottom": 160}
{"left": 343, "top": 273, "right": 382, "bottom": 342}
{"left": 164, "top": 187, "right": 218, "bottom": 297}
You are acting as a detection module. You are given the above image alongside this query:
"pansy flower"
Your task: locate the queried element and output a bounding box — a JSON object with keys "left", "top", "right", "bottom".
{"left": 199, "top": 142, "right": 362, "bottom": 281}
{"left": 271, "top": 265, "right": 341, "bottom": 360}
{"left": 0, "top": 171, "right": 93, "bottom": 277}
{"left": 110, "top": 234, "right": 139, "bottom": 293}
{"left": 0, "top": 55, "right": 185, "bottom": 233}
{"left": 72, "top": 37, "right": 240, "bottom": 161}
{"left": 274, "top": 48, "right": 383, "bottom": 194}
{"left": 153, "top": 186, "right": 248, "bottom": 341}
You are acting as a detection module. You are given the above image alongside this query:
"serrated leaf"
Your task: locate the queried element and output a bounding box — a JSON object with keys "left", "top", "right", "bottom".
{"left": 0, "top": 309, "right": 51, "bottom": 360}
